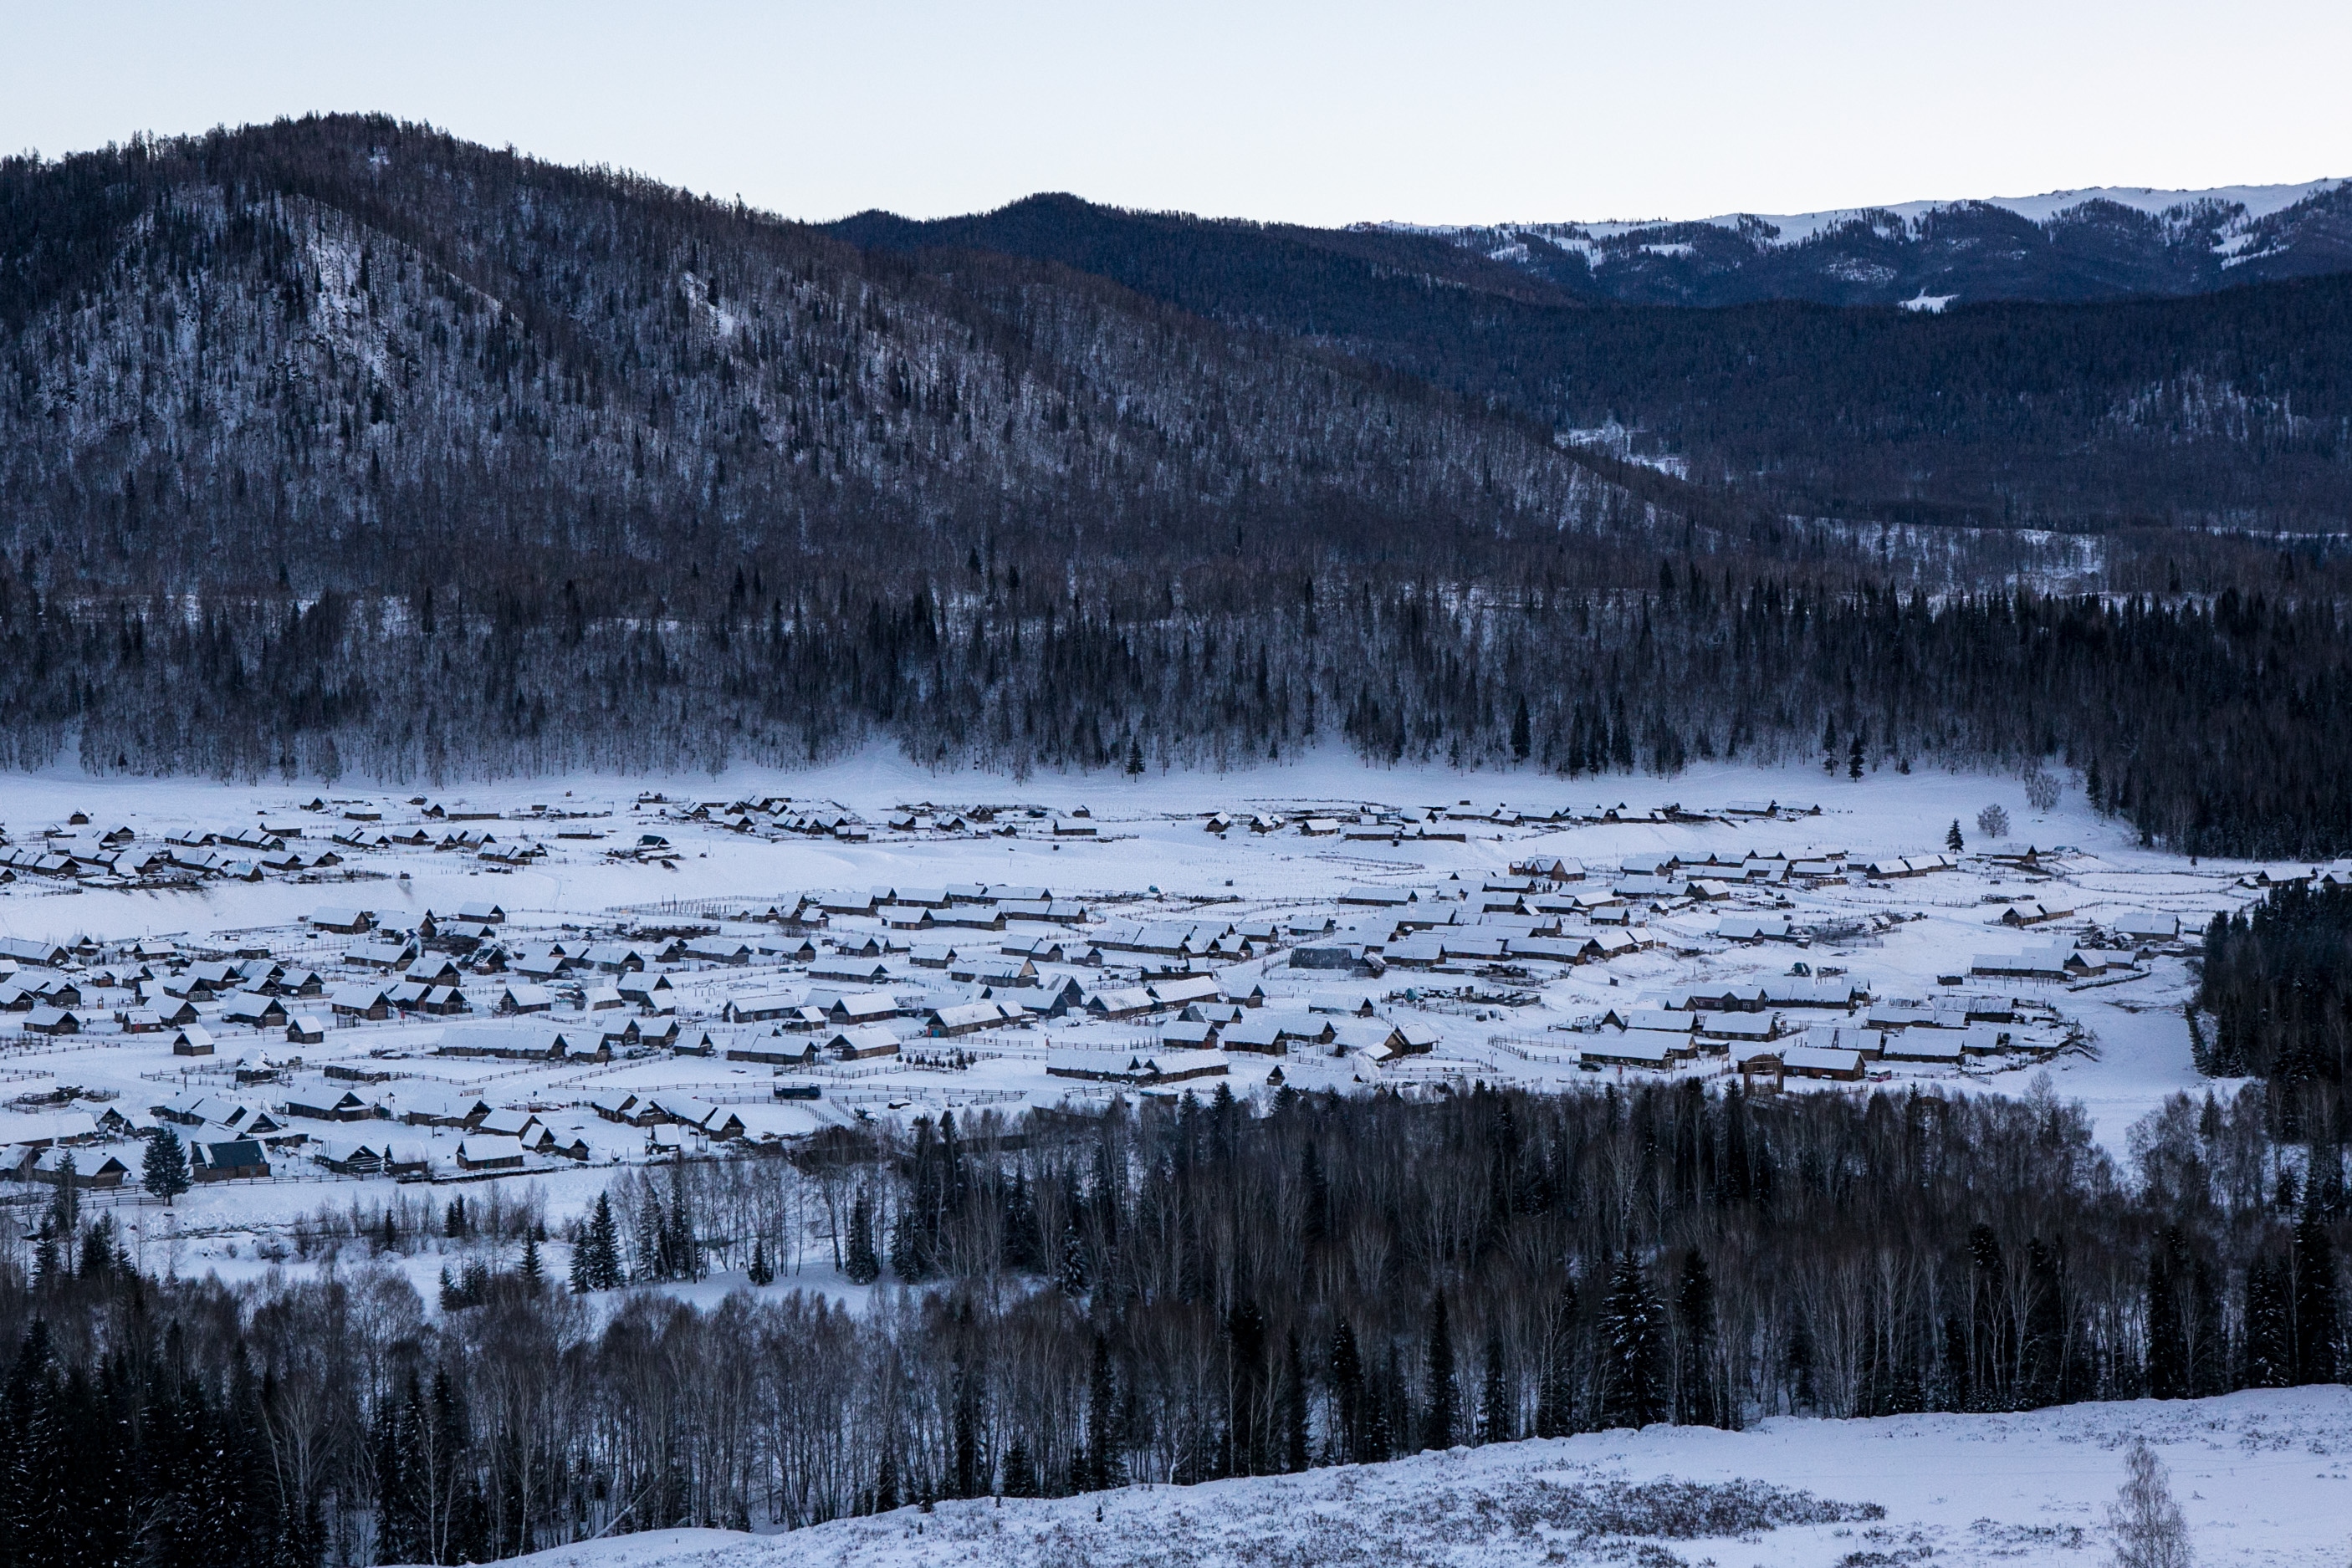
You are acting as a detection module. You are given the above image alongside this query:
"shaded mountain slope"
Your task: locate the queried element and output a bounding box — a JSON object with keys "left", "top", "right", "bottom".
{"left": 830, "top": 194, "right": 2352, "bottom": 531}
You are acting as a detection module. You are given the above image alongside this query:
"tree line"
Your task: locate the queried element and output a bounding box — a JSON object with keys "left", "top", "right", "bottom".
{"left": 3, "top": 1075, "right": 2345, "bottom": 1564}
{"left": 7, "top": 554, "right": 2352, "bottom": 857}
{"left": 2197, "top": 881, "right": 2352, "bottom": 1081}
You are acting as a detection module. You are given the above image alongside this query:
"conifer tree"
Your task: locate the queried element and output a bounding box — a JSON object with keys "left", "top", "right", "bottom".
{"left": 1363, "top": 1347, "right": 1398, "bottom": 1463}
{"left": 1328, "top": 1316, "right": 1365, "bottom": 1463}
{"left": 1598, "top": 1254, "right": 1667, "bottom": 1428}
{"left": 1055, "top": 1215, "right": 1088, "bottom": 1296}
{"left": 1478, "top": 1331, "right": 1511, "bottom": 1444}
{"left": 141, "top": 1126, "right": 191, "bottom": 1206}
{"left": 1283, "top": 1329, "right": 1310, "bottom": 1473}
{"left": 2145, "top": 1231, "right": 2188, "bottom": 1399}
{"left": 2244, "top": 1254, "right": 2294, "bottom": 1387}
{"left": 2292, "top": 1207, "right": 2339, "bottom": 1384}
{"left": 1421, "top": 1292, "right": 1457, "bottom": 1452}
{"left": 1675, "top": 1249, "right": 1722, "bottom": 1428}
{"left": 952, "top": 1366, "right": 980, "bottom": 1500}
{"left": 1001, "top": 1435, "right": 1038, "bottom": 1498}
{"left": 575, "top": 1192, "right": 624, "bottom": 1292}
{"left": 1086, "top": 1331, "right": 1125, "bottom": 1489}
{"left": 1946, "top": 819, "right": 1965, "bottom": 853}
{"left": 844, "top": 1190, "right": 881, "bottom": 1285}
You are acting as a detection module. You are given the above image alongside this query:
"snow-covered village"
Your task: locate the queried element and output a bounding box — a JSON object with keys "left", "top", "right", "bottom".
{"left": 0, "top": 762, "right": 2232, "bottom": 1241}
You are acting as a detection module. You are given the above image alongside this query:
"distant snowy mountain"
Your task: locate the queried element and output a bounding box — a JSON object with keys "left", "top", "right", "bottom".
{"left": 1374, "top": 177, "right": 2352, "bottom": 306}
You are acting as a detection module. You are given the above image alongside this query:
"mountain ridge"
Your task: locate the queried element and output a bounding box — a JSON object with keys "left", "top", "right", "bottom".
{"left": 1383, "top": 176, "right": 2352, "bottom": 308}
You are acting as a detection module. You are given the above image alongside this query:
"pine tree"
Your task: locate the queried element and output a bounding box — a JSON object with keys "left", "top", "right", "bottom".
{"left": 1478, "top": 1331, "right": 1511, "bottom": 1444}
{"left": 952, "top": 1366, "right": 980, "bottom": 1500}
{"left": 1946, "top": 818, "right": 1965, "bottom": 853}
{"left": 844, "top": 1190, "right": 881, "bottom": 1285}
{"left": 2291, "top": 1207, "right": 2339, "bottom": 1384}
{"left": 1086, "top": 1331, "right": 1124, "bottom": 1489}
{"left": 1001, "top": 1435, "right": 1038, "bottom": 1498}
{"left": 141, "top": 1126, "right": 191, "bottom": 1205}
{"left": 1328, "top": 1316, "right": 1365, "bottom": 1463}
{"left": 1421, "top": 1292, "right": 1457, "bottom": 1452}
{"left": 580, "top": 1192, "right": 624, "bottom": 1291}
{"left": 1362, "top": 1347, "right": 1398, "bottom": 1463}
{"left": 1283, "top": 1329, "right": 1310, "bottom": 1473}
{"left": 1675, "top": 1249, "right": 1722, "bottom": 1427}
{"left": 2244, "top": 1254, "right": 2294, "bottom": 1387}
{"left": 518, "top": 1233, "right": 543, "bottom": 1290}
{"left": 1511, "top": 695, "right": 1531, "bottom": 762}
{"left": 2145, "top": 1233, "right": 2188, "bottom": 1399}
{"left": 1055, "top": 1215, "right": 1088, "bottom": 1296}
{"left": 1598, "top": 1254, "right": 1667, "bottom": 1428}
{"left": 747, "top": 1236, "right": 775, "bottom": 1286}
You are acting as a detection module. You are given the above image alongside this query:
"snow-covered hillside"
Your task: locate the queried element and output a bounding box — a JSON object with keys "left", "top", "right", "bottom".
{"left": 1371, "top": 176, "right": 2352, "bottom": 308}
{"left": 406, "top": 1387, "right": 2352, "bottom": 1568}
{"left": 1409, "top": 178, "right": 2346, "bottom": 248}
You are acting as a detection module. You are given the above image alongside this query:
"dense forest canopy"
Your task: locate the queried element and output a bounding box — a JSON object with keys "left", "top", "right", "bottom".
{"left": 3, "top": 116, "right": 2352, "bottom": 856}
{"left": 2, "top": 1079, "right": 2345, "bottom": 1564}
{"left": 2199, "top": 882, "right": 2352, "bottom": 1081}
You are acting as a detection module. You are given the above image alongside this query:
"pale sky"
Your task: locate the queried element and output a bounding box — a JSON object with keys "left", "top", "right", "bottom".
{"left": 6, "top": 1, "right": 2347, "bottom": 227}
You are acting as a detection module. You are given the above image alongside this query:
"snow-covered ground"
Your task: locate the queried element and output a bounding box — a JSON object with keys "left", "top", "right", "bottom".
{"left": 396, "top": 1387, "right": 2352, "bottom": 1568}
{"left": 1382, "top": 176, "right": 2349, "bottom": 249}
{"left": 0, "top": 756, "right": 2272, "bottom": 1274}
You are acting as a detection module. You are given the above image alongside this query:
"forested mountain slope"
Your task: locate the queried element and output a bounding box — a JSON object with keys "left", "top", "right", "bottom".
{"left": 831, "top": 195, "right": 2352, "bottom": 532}
{"left": 0, "top": 122, "right": 1607, "bottom": 600}
{"left": 4, "top": 117, "right": 2352, "bottom": 858}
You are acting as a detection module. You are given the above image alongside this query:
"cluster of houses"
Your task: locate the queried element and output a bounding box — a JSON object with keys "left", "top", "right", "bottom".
{"left": 1580, "top": 981, "right": 2038, "bottom": 1082}
{"left": 0, "top": 813, "right": 356, "bottom": 890}
{"left": 1204, "top": 799, "right": 1824, "bottom": 843}
{"left": 580, "top": 1089, "right": 810, "bottom": 1146}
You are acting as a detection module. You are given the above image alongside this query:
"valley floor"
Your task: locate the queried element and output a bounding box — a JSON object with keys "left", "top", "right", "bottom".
{"left": 0, "top": 756, "right": 2259, "bottom": 1281}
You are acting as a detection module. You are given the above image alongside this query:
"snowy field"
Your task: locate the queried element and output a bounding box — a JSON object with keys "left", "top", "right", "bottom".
{"left": 388, "top": 1387, "right": 2352, "bottom": 1568}
{"left": 0, "top": 755, "right": 2283, "bottom": 1275}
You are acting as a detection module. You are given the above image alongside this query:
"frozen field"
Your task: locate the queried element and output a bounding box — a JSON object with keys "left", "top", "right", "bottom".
{"left": 392, "top": 1387, "right": 2352, "bottom": 1568}
{"left": 0, "top": 755, "right": 2278, "bottom": 1271}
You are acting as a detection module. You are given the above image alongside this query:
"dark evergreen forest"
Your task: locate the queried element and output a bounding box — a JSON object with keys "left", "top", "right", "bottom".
{"left": 4, "top": 116, "right": 2352, "bottom": 856}
{"left": 831, "top": 193, "right": 2352, "bottom": 529}
{"left": 2, "top": 1079, "right": 2344, "bottom": 1564}
{"left": 2199, "top": 882, "right": 2352, "bottom": 1082}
